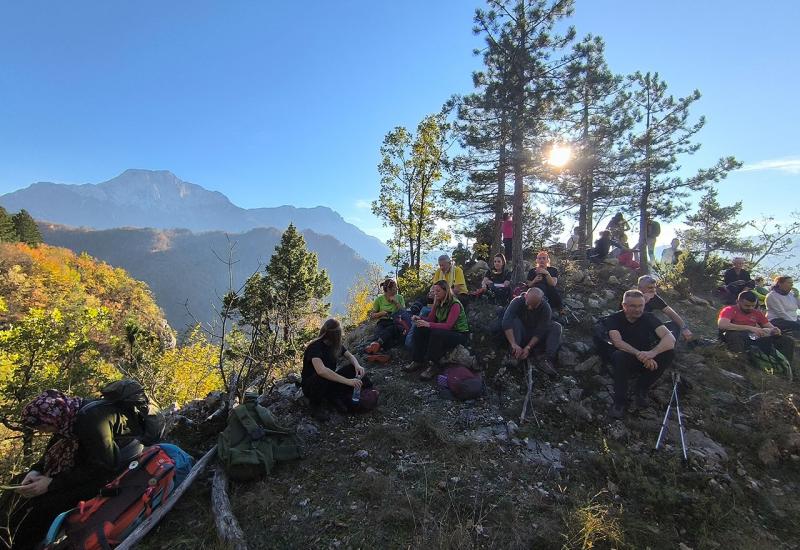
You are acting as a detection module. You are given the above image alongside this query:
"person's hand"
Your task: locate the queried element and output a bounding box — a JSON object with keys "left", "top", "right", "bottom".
{"left": 771, "top": 327, "right": 782, "bottom": 336}
{"left": 643, "top": 358, "right": 658, "bottom": 371}
{"left": 354, "top": 364, "right": 365, "bottom": 378}
{"left": 634, "top": 350, "right": 649, "bottom": 363}
{"left": 17, "top": 475, "right": 51, "bottom": 498}
{"left": 511, "top": 344, "right": 523, "bottom": 359}
{"left": 681, "top": 328, "right": 693, "bottom": 341}
{"left": 415, "top": 319, "right": 430, "bottom": 328}
{"left": 349, "top": 378, "right": 363, "bottom": 390}
{"left": 753, "top": 327, "right": 770, "bottom": 338}
{"left": 411, "top": 315, "right": 420, "bottom": 321}
{"left": 519, "top": 346, "right": 530, "bottom": 360}
{"left": 482, "top": 278, "right": 491, "bottom": 287}
{"left": 21, "top": 470, "right": 42, "bottom": 486}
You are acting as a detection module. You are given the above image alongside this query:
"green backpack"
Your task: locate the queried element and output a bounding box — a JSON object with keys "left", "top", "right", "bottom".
{"left": 217, "top": 400, "right": 305, "bottom": 481}
{"left": 748, "top": 345, "right": 793, "bottom": 381}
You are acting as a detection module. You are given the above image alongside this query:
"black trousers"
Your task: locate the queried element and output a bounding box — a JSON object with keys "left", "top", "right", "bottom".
{"left": 1, "top": 474, "right": 105, "bottom": 550}
{"left": 610, "top": 349, "right": 674, "bottom": 407}
{"left": 721, "top": 331, "right": 795, "bottom": 362}
{"left": 412, "top": 327, "right": 469, "bottom": 363}
{"left": 541, "top": 284, "right": 563, "bottom": 311}
{"left": 302, "top": 364, "right": 372, "bottom": 407}
{"left": 503, "top": 238, "right": 513, "bottom": 261}
{"left": 373, "top": 318, "right": 402, "bottom": 349}
{"left": 771, "top": 318, "right": 800, "bottom": 336}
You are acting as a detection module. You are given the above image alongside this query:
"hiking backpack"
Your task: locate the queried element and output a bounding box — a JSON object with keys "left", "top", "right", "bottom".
{"left": 43, "top": 444, "right": 194, "bottom": 550}
{"left": 217, "top": 401, "right": 304, "bottom": 481}
{"left": 748, "top": 345, "right": 793, "bottom": 381}
{"left": 79, "top": 379, "right": 166, "bottom": 446}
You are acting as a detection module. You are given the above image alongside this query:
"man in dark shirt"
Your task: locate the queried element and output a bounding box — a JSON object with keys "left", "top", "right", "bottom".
{"left": 722, "top": 257, "right": 755, "bottom": 304}
{"left": 502, "top": 288, "right": 562, "bottom": 378}
{"left": 605, "top": 290, "right": 676, "bottom": 419}
{"left": 636, "top": 275, "right": 693, "bottom": 342}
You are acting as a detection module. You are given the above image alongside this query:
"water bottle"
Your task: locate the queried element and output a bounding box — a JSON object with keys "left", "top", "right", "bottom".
{"left": 352, "top": 378, "right": 362, "bottom": 404}
{"left": 748, "top": 332, "right": 757, "bottom": 340}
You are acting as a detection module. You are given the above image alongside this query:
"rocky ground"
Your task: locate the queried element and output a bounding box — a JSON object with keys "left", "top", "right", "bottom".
{"left": 143, "top": 259, "right": 800, "bottom": 550}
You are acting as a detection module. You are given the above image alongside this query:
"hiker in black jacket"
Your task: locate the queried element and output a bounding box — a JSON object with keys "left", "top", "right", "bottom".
{"left": 3, "top": 389, "right": 145, "bottom": 550}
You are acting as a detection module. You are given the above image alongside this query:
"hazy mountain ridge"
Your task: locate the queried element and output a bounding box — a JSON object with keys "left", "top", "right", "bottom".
{"left": 40, "top": 223, "right": 371, "bottom": 333}
{"left": 2, "top": 169, "right": 388, "bottom": 264}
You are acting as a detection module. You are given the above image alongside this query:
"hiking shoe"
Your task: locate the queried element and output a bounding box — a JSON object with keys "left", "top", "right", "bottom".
{"left": 402, "top": 361, "right": 425, "bottom": 373}
{"left": 366, "top": 353, "right": 391, "bottom": 364}
{"left": 608, "top": 403, "right": 625, "bottom": 420}
{"left": 538, "top": 358, "right": 559, "bottom": 379}
{"left": 365, "top": 341, "right": 381, "bottom": 354}
{"left": 419, "top": 364, "right": 438, "bottom": 381}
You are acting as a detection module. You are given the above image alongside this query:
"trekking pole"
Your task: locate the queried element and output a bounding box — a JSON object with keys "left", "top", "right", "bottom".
{"left": 672, "top": 373, "right": 688, "bottom": 461}
{"left": 654, "top": 387, "right": 673, "bottom": 451}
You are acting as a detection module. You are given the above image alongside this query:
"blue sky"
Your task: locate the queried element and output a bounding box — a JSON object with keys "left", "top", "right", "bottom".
{"left": 1, "top": 1, "right": 797, "bottom": 245}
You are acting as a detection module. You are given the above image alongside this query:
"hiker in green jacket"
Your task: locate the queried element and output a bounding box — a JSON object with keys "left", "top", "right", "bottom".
{"left": 3, "top": 390, "right": 146, "bottom": 550}
{"left": 364, "top": 278, "right": 406, "bottom": 362}
{"left": 302, "top": 318, "right": 370, "bottom": 416}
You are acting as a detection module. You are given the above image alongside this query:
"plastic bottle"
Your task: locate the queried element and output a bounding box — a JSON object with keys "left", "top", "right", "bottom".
{"left": 352, "top": 377, "right": 362, "bottom": 404}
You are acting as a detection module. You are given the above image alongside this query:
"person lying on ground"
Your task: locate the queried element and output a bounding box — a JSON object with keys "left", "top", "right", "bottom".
{"left": 403, "top": 280, "right": 470, "bottom": 381}
{"left": 766, "top": 276, "right": 800, "bottom": 334}
{"left": 721, "top": 257, "right": 755, "bottom": 304}
{"left": 587, "top": 230, "right": 612, "bottom": 263}
{"left": 501, "top": 287, "right": 562, "bottom": 378}
{"left": 302, "top": 318, "right": 370, "bottom": 418}
{"left": 480, "top": 253, "right": 511, "bottom": 304}
{"left": 3, "top": 389, "right": 150, "bottom": 550}
{"left": 717, "top": 290, "right": 794, "bottom": 362}
{"left": 432, "top": 254, "right": 468, "bottom": 296}
{"left": 606, "top": 290, "right": 676, "bottom": 419}
{"left": 525, "top": 250, "right": 563, "bottom": 311}
{"left": 635, "top": 275, "right": 693, "bottom": 342}
{"left": 365, "top": 278, "right": 406, "bottom": 362}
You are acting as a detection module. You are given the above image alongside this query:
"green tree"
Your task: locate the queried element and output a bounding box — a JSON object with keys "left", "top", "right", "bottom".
{"left": 0, "top": 207, "right": 18, "bottom": 243}
{"left": 677, "top": 188, "right": 752, "bottom": 266}
{"left": 11, "top": 210, "right": 42, "bottom": 246}
{"left": 373, "top": 111, "right": 452, "bottom": 276}
{"left": 624, "top": 72, "right": 741, "bottom": 273}
{"left": 556, "top": 35, "right": 633, "bottom": 247}
{"left": 473, "top": 0, "right": 575, "bottom": 280}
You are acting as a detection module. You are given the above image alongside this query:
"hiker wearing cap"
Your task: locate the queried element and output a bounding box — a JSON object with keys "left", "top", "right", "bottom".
{"left": 364, "top": 279, "right": 406, "bottom": 363}
{"left": 606, "top": 290, "right": 676, "bottom": 419}
{"left": 432, "top": 254, "right": 468, "bottom": 297}
{"left": 525, "top": 250, "right": 563, "bottom": 312}
{"left": 502, "top": 287, "right": 562, "bottom": 378}
{"left": 403, "top": 280, "right": 470, "bottom": 381}
{"left": 302, "top": 319, "right": 370, "bottom": 418}
{"left": 766, "top": 276, "right": 800, "bottom": 334}
{"left": 719, "top": 291, "right": 794, "bottom": 362}
{"left": 635, "top": 275, "right": 693, "bottom": 342}
{"left": 4, "top": 390, "right": 148, "bottom": 549}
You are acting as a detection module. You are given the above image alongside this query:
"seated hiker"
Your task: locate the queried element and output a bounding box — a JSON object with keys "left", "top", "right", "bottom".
{"left": 636, "top": 275, "right": 693, "bottom": 343}
{"left": 566, "top": 227, "right": 581, "bottom": 254}
{"left": 365, "top": 278, "right": 406, "bottom": 362}
{"left": 606, "top": 290, "right": 676, "bottom": 419}
{"left": 479, "top": 253, "right": 511, "bottom": 304}
{"left": 752, "top": 276, "right": 769, "bottom": 308}
{"left": 587, "top": 230, "right": 612, "bottom": 263}
{"left": 766, "top": 276, "right": 800, "bottom": 334}
{"left": 403, "top": 280, "right": 470, "bottom": 381}
{"left": 525, "top": 250, "right": 563, "bottom": 312}
{"left": 717, "top": 290, "right": 794, "bottom": 362}
{"left": 501, "top": 287, "right": 562, "bottom": 378}
{"left": 432, "top": 254, "right": 468, "bottom": 297}
{"left": 302, "top": 318, "right": 370, "bottom": 416}
{"left": 405, "top": 285, "right": 434, "bottom": 349}
{"left": 720, "top": 257, "right": 755, "bottom": 305}
{"left": 660, "top": 238, "right": 682, "bottom": 265}
{"left": 4, "top": 390, "right": 150, "bottom": 550}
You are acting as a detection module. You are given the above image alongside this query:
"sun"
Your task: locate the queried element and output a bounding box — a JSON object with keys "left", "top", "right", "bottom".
{"left": 547, "top": 144, "right": 572, "bottom": 168}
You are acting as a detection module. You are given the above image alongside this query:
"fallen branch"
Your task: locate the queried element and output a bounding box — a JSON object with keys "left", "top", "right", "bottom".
{"left": 116, "top": 445, "right": 217, "bottom": 550}
{"left": 212, "top": 467, "right": 249, "bottom": 550}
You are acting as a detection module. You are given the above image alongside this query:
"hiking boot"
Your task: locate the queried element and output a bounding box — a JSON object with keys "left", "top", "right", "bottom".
{"left": 366, "top": 353, "right": 391, "bottom": 364}
{"left": 365, "top": 341, "right": 381, "bottom": 354}
{"left": 608, "top": 402, "right": 625, "bottom": 420}
{"left": 538, "top": 358, "right": 559, "bottom": 379}
{"left": 419, "top": 364, "right": 439, "bottom": 381}
{"left": 402, "top": 361, "right": 425, "bottom": 373}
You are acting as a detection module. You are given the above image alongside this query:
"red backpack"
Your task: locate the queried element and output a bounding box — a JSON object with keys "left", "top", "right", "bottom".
{"left": 43, "top": 445, "right": 177, "bottom": 550}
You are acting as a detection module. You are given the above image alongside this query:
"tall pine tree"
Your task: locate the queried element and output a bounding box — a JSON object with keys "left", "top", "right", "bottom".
{"left": 12, "top": 209, "right": 41, "bottom": 246}
{"left": 0, "top": 207, "right": 18, "bottom": 242}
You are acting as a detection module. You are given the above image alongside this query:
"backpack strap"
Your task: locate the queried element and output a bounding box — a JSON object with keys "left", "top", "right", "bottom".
{"left": 233, "top": 405, "right": 267, "bottom": 442}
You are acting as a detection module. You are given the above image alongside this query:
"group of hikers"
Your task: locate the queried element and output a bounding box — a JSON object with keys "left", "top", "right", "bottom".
{"left": 6, "top": 224, "right": 799, "bottom": 550}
